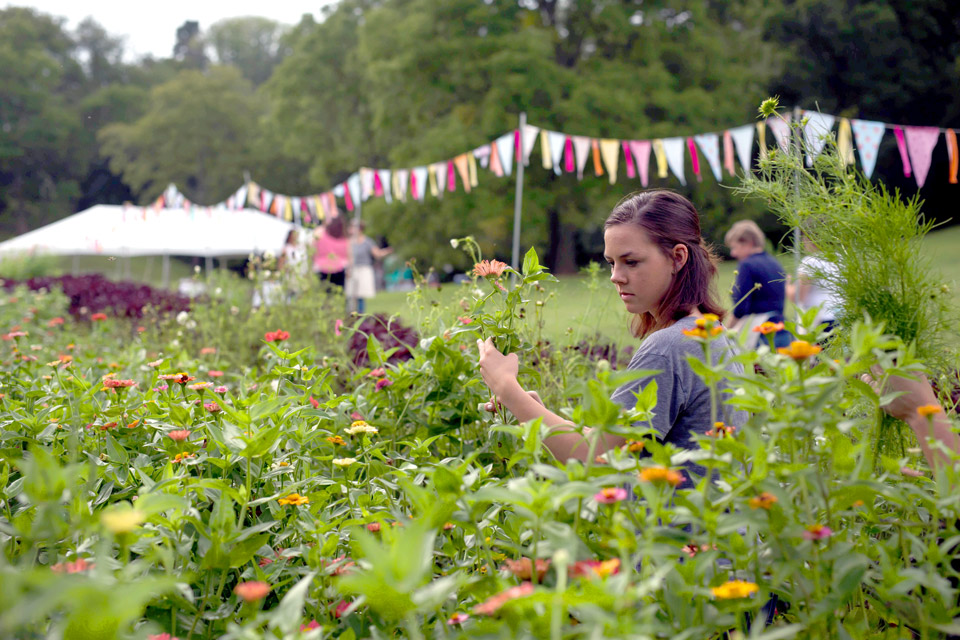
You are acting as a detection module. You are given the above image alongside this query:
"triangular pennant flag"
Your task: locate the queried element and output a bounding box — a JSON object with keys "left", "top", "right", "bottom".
{"left": 412, "top": 167, "right": 429, "bottom": 201}
{"left": 342, "top": 184, "right": 354, "bottom": 212}
{"left": 904, "top": 125, "right": 940, "bottom": 188}
{"left": 837, "top": 118, "right": 855, "bottom": 166}
{"left": 313, "top": 195, "right": 325, "bottom": 222}
{"left": 467, "top": 153, "right": 478, "bottom": 187}
{"left": 756, "top": 122, "right": 767, "bottom": 160}
{"left": 236, "top": 185, "right": 248, "bottom": 209}
{"left": 454, "top": 155, "right": 471, "bottom": 193}
{"left": 687, "top": 137, "right": 702, "bottom": 182}
{"left": 377, "top": 169, "right": 392, "bottom": 203}
{"left": 496, "top": 132, "right": 514, "bottom": 176}
{"left": 447, "top": 160, "right": 456, "bottom": 193}
{"left": 662, "top": 137, "right": 686, "bottom": 185}
{"left": 372, "top": 171, "right": 384, "bottom": 197}
{"left": 621, "top": 141, "right": 635, "bottom": 179}
{"left": 489, "top": 141, "right": 504, "bottom": 177}
{"left": 269, "top": 194, "right": 280, "bottom": 216}
{"left": 548, "top": 132, "right": 565, "bottom": 175}
{"left": 894, "top": 126, "right": 912, "bottom": 178}
{"left": 394, "top": 169, "right": 409, "bottom": 202}
{"left": 629, "top": 140, "right": 652, "bottom": 186}
{"left": 436, "top": 162, "right": 449, "bottom": 195}
{"left": 428, "top": 163, "right": 441, "bottom": 197}
{"left": 347, "top": 173, "right": 361, "bottom": 210}
{"left": 261, "top": 189, "right": 274, "bottom": 213}
{"left": 284, "top": 197, "right": 294, "bottom": 222}
{"left": 521, "top": 124, "right": 539, "bottom": 166}
{"left": 723, "top": 130, "right": 735, "bottom": 177}
{"left": 729, "top": 125, "right": 755, "bottom": 174}
{"left": 850, "top": 119, "right": 885, "bottom": 179}
{"left": 653, "top": 139, "right": 668, "bottom": 180}
{"left": 247, "top": 182, "right": 260, "bottom": 207}
{"left": 599, "top": 139, "right": 620, "bottom": 184}
{"left": 591, "top": 139, "right": 604, "bottom": 177}
{"left": 694, "top": 133, "right": 722, "bottom": 182}
{"left": 947, "top": 129, "right": 958, "bottom": 184}
{"left": 564, "top": 136, "right": 575, "bottom": 173}
{"left": 571, "top": 135, "right": 591, "bottom": 180}
{"left": 802, "top": 111, "right": 836, "bottom": 166}
{"left": 291, "top": 196, "right": 301, "bottom": 216}
{"left": 540, "top": 130, "right": 552, "bottom": 171}
{"left": 360, "top": 168, "right": 375, "bottom": 201}
{"left": 473, "top": 144, "right": 491, "bottom": 169}
{"left": 767, "top": 115, "right": 792, "bottom": 152}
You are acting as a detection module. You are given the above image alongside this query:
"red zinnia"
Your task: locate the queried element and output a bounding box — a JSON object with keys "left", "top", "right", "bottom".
{"left": 90, "top": 313, "right": 108, "bottom": 321}
{"left": 233, "top": 581, "right": 270, "bottom": 602}
{"left": 264, "top": 329, "right": 289, "bottom": 342}
{"left": 47, "top": 317, "right": 65, "bottom": 327}
{"left": 333, "top": 600, "right": 352, "bottom": 618}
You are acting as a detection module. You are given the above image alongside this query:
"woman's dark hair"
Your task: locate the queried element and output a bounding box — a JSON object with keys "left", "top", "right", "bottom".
{"left": 325, "top": 216, "right": 345, "bottom": 239}
{"left": 604, "top": 190, "right": 726, "bottom": 338}
{"left": 285, "top": 229, "right": 298, "bottom": 245}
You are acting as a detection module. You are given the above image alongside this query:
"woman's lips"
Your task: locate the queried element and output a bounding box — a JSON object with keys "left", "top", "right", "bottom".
{"left": 619, "top": 292, "right": 633, "bottom": 299}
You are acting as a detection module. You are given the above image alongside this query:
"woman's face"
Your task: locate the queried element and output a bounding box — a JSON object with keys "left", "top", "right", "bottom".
{"left": 728, "top": 239, "right": 752, "bottom": 261}
{"left": 604, "top": 224, "right": 678, "bottom": 317}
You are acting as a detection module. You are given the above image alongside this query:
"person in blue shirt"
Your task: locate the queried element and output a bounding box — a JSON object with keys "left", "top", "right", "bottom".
{"left": 724, "top": 220, "right": 792, "bottom": 349}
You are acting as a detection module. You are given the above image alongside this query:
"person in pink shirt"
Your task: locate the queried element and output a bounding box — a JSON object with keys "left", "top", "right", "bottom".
{"left": 313, "top": 216, "right": 349, "bottom": 288}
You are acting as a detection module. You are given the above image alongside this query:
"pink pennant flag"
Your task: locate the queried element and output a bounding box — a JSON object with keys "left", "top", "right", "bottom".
{"left": 343, "top": 184, "right": 354, "bottom": 212}
{"left": 410, "top": 172, "right": 419, "bottom": 201}
{"left": 687, "top": 137, "right": 702, "bottom": 182}
{"left": 514, "top": 129, "right": 521, "bottom": 161}
{"left": 489, "top": 141, "right": 504, "bottom": 177}
{"left": 447, "top": 160, "right": 457, "bottom": 192}
{"left": 723, "top": 130, "right": 735, "bottom": 176}
{"left": 564, "top": 137, "right": 575, "bottom": 173}
{"left": 629, "top": 140, "right": 652, "bottom": 187}
{"left": 894, "top": 126, "right": 912, "bottom": 178}
{"left": 373, "top": 171, "right": 384, "bottom": 197}
{"left": 622, "top": 141, "right": 636, "bottom": 178}
{"left": 904, "top": 125, "right": 941, "bottom": 188}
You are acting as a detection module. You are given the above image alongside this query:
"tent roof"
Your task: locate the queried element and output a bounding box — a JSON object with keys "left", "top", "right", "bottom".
{"left": 0, "top": 205, "right": 295, "bottom": 258}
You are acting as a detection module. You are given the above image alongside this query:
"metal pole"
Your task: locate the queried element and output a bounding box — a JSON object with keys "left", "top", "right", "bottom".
{"left": 792, "top": 105, "right": 803, "bottom": 326}
{"left": 511, "top": 112, "right": 526, "bottom": 273}
{"left": 162, "top": 255, "right": 170, "bottom": 289}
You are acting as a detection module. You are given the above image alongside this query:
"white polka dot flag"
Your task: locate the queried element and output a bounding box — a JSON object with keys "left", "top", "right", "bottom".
{"left": 694, "top": 133, "right": 723, "bottom": 182}
{"left": 850, "top": 119, "right": 885, "bottom": 179}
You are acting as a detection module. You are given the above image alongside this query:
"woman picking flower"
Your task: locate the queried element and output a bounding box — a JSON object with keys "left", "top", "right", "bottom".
{"left": 477, "top": 190, "right": 747, "bottom": 486}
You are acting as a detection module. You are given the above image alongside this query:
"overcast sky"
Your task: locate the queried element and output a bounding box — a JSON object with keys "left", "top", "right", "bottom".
{"left": 7, "top": 1, "right": 334, "bottom": 59}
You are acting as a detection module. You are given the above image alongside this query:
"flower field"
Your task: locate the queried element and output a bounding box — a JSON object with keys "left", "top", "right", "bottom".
{"left": 2, "top": 248, "right": 959, "bottom": 640}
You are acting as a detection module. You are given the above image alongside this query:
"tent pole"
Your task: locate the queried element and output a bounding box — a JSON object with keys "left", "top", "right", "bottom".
{"left": 162, "top": 255, "right": 170, "bottom": 289}
{"left": 511, "top": 111, "right": 526, "bottom": 275}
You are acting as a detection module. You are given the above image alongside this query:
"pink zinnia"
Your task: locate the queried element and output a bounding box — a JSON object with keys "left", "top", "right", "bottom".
{"left": 147, "top": 634, "right": 179, "bottom": 640}
{"left": 366, "top": 522, "right": 381, "bottom": 532}
{"left": 300, "top": 620, "right": 320, "bottom": 631}
{"left": 168, "top": 429, "right": 191, "bottom": 442}
{"left": 375, "top": 377, "right": 392, "bottom": 391}
{"left": 803, "top": 524, "right": 833, "bottom": 541}
{"left": 350, "top": 411, "right": 364, "bottom": 420}
{"left": 447, "top": 612, "right": 470, "bottom": 625}
{"left": 233, "top": 581, "right": 270, "bottom": 602}
{"left": 214, "top": 386, "right": 227, "bottom": 394}
{"left": 472, "top": 582, "right": 534, "bottom": 616}
{"left": 309, "top": 396, "right": 320, "bottom": 409}
{"left": 51, "top": 557, "right": 94, "bottom": 573}
{"left": 594, "top": 487, "right": 628, "bottom": 503}
{"left": 204, "top": 402, "right": 221, "bottom": 413}
{"left": 333, "top": 600, "right": 351, "bottom": 618}
{"left": 207, "top": 370, "right": 224, "bottom": 378}
{"left": 368, "top": 367, "right": 385, "bottom": 378}
{"left": 334, "top": 319, "right": 343, "bottom": 336}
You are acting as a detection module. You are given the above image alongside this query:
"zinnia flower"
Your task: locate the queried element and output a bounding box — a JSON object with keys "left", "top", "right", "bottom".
{"left": 748, "top": 492, "right": 778, "bottom": 510}
{"left": 624, "top": 439, "right": 645, "bottom": 453}
{"left": 51, "top": 557, "right": 94, "bottom": 573}
{"left": 300, "top": 620, "right": 320, "bottom": 631}
{"left": 234, "top": 581, "right": 270, "bottom": 602}
{"left": 681, "top": 544, "right": 717, "bottom": 558}
{"left": 705, "top": 421, "right": 735, "bottom": 438}
{"left": 103, "top": 379, "right": 137, "bottom": 389}
{"left": 366, "top": 522, "right": 381, "bottom": 532}
{"left": 368, "top": 367, "right": 385, "bottom": 378}
{"left": 334, "top": 319, "right": 343, "bottom": 336}
{"left": 264, "top": 329, "right": 290, "bottom": 342}
{"left": 917, "top": 404, "right": 942, "bottom": 417}
{"left": 207, "top": 370, "right": 224, "bottom": 378}
{"left": 711, "top": 580, "right": 759, "bottom": 600}
{"left": 309, "top": 396, "right": 319, "bottom": 409}
{"left": 101, "top": 508, "right": 145, "bottom": 534}
{"left": 345, "top": 421, "right": 378, "bottom": 436}
{"left": 803, "top": 524, "right": 833, "bottom": 541}
{"left": 168, "top": 429, "right": 191, "bottom": 442}
{"left": 159, "top": 372, "right": 195, "bottom": 385}
{"left": 214, "top": 386, "right": 227, "bottom": 394}
{"left": 375, "top": 377, "right": 393, "bottom": 391}
{"left": 47, "top": 317, "right": 65, "bottom": 327}
{"left": 326, "top": 435, "right": 346, "bottom": 446}
{"left": 638, "top": 466, "right": 684, "bottom": 487}
{"left": 172, "top": 452, "right": 195, "bottom": 464}
{"left": 200, "top": 347, "right": 217, "bottom": 355}
{"left": 188, "top": 382, "right": 213, "bottom": 391}
{"left": 147, "top": 634, "right": 178, "bottom": 640}
{"left": 458, "top": 316, "right": 473, "bottom": 325}
{"left": 901, "top": 466, "right": 924, "bottom": 478}
{"left": 90, "top": 313, "right": 108, "bottom": 321}
{"left": 204, "top": 402, "right": 221, "bottom": 413}
{"left": 448, "top": 612, "right": 470, "bottom": 625}
{"left": 472, "top": 259, "right": 509, "bottom": 278}
{"left": 278, "top": 493, "right": 310, "bottom": 506}
{"left": 332, "top": 457, "right": 357, "bottom": 467}
{"left": 777, "top": 341, "right": 822, "bottom": 361}
{"left": 473, "top": 582, "right": 535, "bottom": 616}
{"left": 502, "top": 557, "right": 550, "bottom": 581}
{"left": 682, "top": 326, "right": 722, "bottom": 339}
{"left": 594, "top": 487, "right": 628, "bottom": 503}
{"left": 333, "top": 600, "right": 352, "bottom": 618}
{"left": 147, "top": 359, "right": 163, "bottom": 367}
{"left": 752, "top": 321, "right": 784, "bottom": 335}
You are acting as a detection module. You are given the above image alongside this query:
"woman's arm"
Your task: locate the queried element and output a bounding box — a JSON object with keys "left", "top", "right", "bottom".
{"left": 477, "top": 338, "right": 626, "bottom": 462}
{"left": 371, "top": 245, "right": 394, "bottom": 260}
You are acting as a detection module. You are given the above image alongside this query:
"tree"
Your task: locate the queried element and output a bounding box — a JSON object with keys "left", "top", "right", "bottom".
{"left": 173, "top": 20, "right": 207, "bottom": 69}
{"left": 99, "top": 66, "right": 261, "bottom": 205}
{"left": 207, "top": 17, "right": 290, "bottom": 87}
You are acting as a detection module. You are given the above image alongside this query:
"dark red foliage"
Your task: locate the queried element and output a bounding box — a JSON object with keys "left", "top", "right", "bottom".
{"left": 3, "top": 275, "right": 190, "bottom": 319}
{"left": 347, "top": 314, "right": 418, "bottom": 367}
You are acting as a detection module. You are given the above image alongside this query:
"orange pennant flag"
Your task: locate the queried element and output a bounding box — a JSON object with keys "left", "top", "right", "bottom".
{"left": 489, "top": 141, "right": 504, "bottom": 177}
{"left": 947, "top": 129, "right": 958, "bottom": 184}
{"left": 591, "top": 139, "right": 604, "bottom": 177}
{"left": 723, "top": 130, "right": 736, "bottom": 176}
{"left": 454, "top": 154, "right": 471, "bottom": 193}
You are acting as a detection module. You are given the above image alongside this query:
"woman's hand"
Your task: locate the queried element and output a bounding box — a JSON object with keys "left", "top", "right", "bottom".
{"left": 477, "top": 337, "right": 519, "bottom": 397}
{"left": 861, "top": 366, "right": 939, "bottom": 422}
{"left": 485, "top": 390, "right": 543, "bottom": 413}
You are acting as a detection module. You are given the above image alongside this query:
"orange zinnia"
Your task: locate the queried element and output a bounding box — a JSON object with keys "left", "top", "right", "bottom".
{"left": 917, "top": 404, "right": 942, "bottom": 418}
{"left": 748, "top": 492, "right": 778, "bottom": 510}
{"left": 472, "top": 259, "right": 509, "bottom": 278}
{"left": 638, "top": 466, "right": 684, "bottom": 487}
{"left": 752, "top": 321, "right": 784, "bottom": 335}
{"left": 777, "top": 341, "right": 821, "bottom": 361}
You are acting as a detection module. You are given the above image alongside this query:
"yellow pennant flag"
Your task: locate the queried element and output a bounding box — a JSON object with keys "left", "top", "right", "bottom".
{"left": 837, "top": 118, "right": 855, "bottom": 166}
{"left": 467, "top": 152, "right": 479, "bottom": 187}
{"left": 540, "top": 130, "right": 552, "bottom": 171}
{"left": 756, "top": 122, "right": 767, "bottom": 160}
{"left": 284, "top": 197, "right": 293, "bottom": 221}
{"left": 313, "top": 196, "right": 324, "bottom": 222}
{"left": 653, "top": 140, "right": 668, "bottom": 178}
{"left": 599, "top": 139, "right": 620, "bottom": 184}
{"left": 427, "top": 165, "right": 439, "bottom": 197}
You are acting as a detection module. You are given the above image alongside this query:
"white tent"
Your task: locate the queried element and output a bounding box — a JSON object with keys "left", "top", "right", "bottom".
{"left": 0, "top": 204, "right": 296, "bottom": 287}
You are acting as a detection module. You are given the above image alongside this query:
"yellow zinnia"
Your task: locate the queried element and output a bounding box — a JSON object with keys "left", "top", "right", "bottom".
{"left": 333, "top": 457, "right": 357, "bottom": 467}
{"left": 711, "top": 580, "right": 759, "bottom": 600}
{"left": 101, "top": 508, "right": 146, "bottom": 534}
{"left": 278, "top": 493, "right": 309, "bottom": 506}
{"left": 777, "top": 341, "right": 822, "bottom": 361}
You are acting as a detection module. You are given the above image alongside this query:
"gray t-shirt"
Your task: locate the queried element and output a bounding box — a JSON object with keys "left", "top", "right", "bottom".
{"left": 610, "top": 316, "right": 747, "bottom": 487}
{"left": 351, "top": 237, "right": 376, "bottom": 267}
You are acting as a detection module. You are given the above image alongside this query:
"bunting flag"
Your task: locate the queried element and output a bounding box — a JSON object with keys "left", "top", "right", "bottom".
{"left": 802, "top": 111, "right": 836, "bottom": 166}
{"left": 893, "top": 126, "right": 912, "bottom": 178}
{"left": 564, "top": 136, "right": 575, "bottom": 173}
{"left": 342, "top": 183, "right": 354, "bottom": 212}
{"left": 850, "top": 119, "right": 885, "bottom": 179}
{"left": 599, "top": 139, "right": 620, "bottom": 184}
{"left": 540, "top": 130, "right": 553, "bottom": 171}
{"left": 837, "top": 119, "right": 855, "bottom": 167}
{"left": 283, "top": 196, "right": 294, "bottom": 222}
{"left": 687, "top": 137, "right": 702, "bottom": 182}
{"left": 549, "top": 131, "right": 565, "bottom": 175}
{"left": 454, "top": 155, "right": 471, "bottom": 193}
{"left": 427, "top": 163, "right": 441, "bottom": 197}
{"left": 621, "top": 140, "right": 636, "bottom": 179}
{"left": 723, "top": 130, "right": 735, "bottom": 177}
{"left": 372, "top": 172, "right": 383, "bottom": 197}
{"left": 766, "top": 115, "right": 791, "bottom": 152}
{"left": 652, "top": 139, "right": 668, "bottom": 180}
{"left": 521, "top": 124, "right": 539, "bottom": 166}
{"left": 393, "top": 169, "right": 409, "bottom": 202}
{"left": 756, "top": 121, "right": 767, "bottom": 160}
{"left": 446, "top": 160, "right": 456, "bottom": 193}
{"left": 488, "top": 141, "right": 504, "bottom": 177}
{"left": 247, "top": 182, "right": 260, "bottom": 208}
{"left": 412, "top": 166, "right": 428, "bottom": 201}
{"left": 947, "top": 129, "right": 958, "bottom": 184}
{"left": 377, "top": 169, "right": 392, "bottom": 203}
{"left": 360, "top": 168, "right": 375, "bottom": 201}
{"left": 495, "top": 132, "right": 514, "bottom": 176}
{"left": 903, "top": 125, "right": 940, "bottom": 188}
{"left": 694, "top": 133, "right": 722, "bottom": 182}
{"left": 572, "top": 135, "right": 591, "bottom": 180}
{"left": 662, "top": 137, "right": 686, "bottom": 186}
{"left": 434, "top": 162, "right": 448, "bottom": 196}
{"left": 629, "top": 140, "right": 652, "bottom": 186}
{"left": 591, "top": 139, "right": 604, "bottom": 177}
{"left": 347, "top": 173, "right": 361, "bottom": 210}
{"left": 467, "top": 153, "right": 478, "bottom": 187}
{"left": 236, "top": 185, "right": 248, "bottom": 210}
{"left": 261, "top": 188, "right": 273, "bottom": 213}
{"left": 474, "top": 144, "right": 491, "bottom": 169}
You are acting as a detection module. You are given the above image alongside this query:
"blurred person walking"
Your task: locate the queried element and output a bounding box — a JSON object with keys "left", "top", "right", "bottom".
{"left": 312, "top": 216, "right": 349, "bottom": 289}
{"left": 346, "top": 220, "right": 393, "bottom": 314}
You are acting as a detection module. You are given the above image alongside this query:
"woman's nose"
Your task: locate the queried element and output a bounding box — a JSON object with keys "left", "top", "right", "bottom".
{"left": 610, "top": 265, "right": 625, "bottom": 284}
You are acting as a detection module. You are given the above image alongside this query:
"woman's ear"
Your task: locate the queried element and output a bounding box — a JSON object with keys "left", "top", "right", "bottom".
{"left": 672, "top": 243, "right": 689, "bottom": 274}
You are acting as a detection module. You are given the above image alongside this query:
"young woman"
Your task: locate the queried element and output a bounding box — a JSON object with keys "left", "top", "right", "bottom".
{"left": 313, "top": 216, "right": 349, "bottom": 289}
{"left": 346, "top": 220, "right": 393, "bottom": 314}
{"left": 477, "top": 190, "right": 748, "bottom": 486}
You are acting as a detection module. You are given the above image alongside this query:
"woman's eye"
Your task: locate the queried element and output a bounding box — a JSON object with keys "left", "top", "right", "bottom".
{"left": 625, "top": 260, "right": 638, "bottom": 267}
